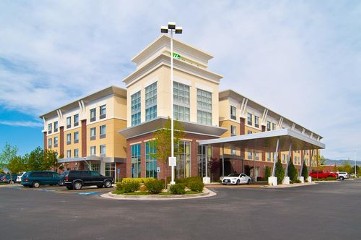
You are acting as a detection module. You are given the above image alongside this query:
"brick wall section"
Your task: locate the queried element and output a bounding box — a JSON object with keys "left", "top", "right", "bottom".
{"left": 59, "top": 126, "right": 64, "bottom": 157}
{"left": 81, "top": 120, "right": 87, "bottom": 157}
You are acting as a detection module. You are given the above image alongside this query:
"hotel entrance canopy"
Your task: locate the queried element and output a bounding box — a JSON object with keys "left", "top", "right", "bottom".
{"left": 198, "top": 129, "right": 325, "bottom": 151}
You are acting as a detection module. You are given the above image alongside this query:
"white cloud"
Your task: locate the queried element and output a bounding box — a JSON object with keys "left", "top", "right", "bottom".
{"left": 0, "top": 120, "right": 42, "bottom": 128}
{"left": 0, "top": 0, "right": 361, "bottom": 159}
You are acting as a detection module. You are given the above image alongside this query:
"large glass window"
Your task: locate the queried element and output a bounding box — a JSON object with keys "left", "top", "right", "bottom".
{"left": 131, "top": 144, "right": 141, "bottom": 178}
{"left": 173, "top": 82, "right": 190, "bottom": 122}
{"left": 74, "top": 131, "right": 79, "bottom": 143}
{"left": 145, "top": 82, "right": 157, "bottom": 121}
{"left": 267, "top": 121, "right": 271, "bottom": 131}
{"left": 66, "top": 150, "right": 71, "bottom": 158}
{"left": 230, "top": 106, "right": 237, "bottom": 120}
{"left": 197, "top": 89, "right": 212, "bottom": 125}
{"left": 100, "top": 145, "right": 106, "bottom": 156}
{"left": 198, "top": 145, "right": 211, "bottom": 177}
{"left": 54, "top": 137, "right": 58, "bottom": 147}
{"left": 54, "top": 121, "right": 58, "bottom": 132}
{"left": 48, "top": 138, "right": 52, "bottom": 148}
{"left": 48, "top": 123, "right": 52, "bottom": 134}
{"left": 247, "top": 112, "right": 253, "bottom": 126}
{"left": 100, "top": 125, "right": 106, "bottom": 138}
{"left": 145, "top": 141, "right": 157, "bottom": 178}
{"left": 131, "top": 91, "right": 141, "bottom": 126}
{"left": 105, "top": 163, "right": 115, "bottom": 179}
{"left": 90, "top": 108, "right": 96, "bottom": 122}
{"left": 176, "top": 141, "right": 191, "bottom": 179}
{"left": 66, "top": 133, "right": 71, "bottom": 145}
{"left": 66, "top": 116, "right": 71, "bottom": 129}
{"left": 74, "top": 114, "right": 79, "bottom": 127}
{"left": 255, "top": 116, "right": 259, "bottom": 128}
{"left": 231, "top": 125, "right": 237, "bottom": 136}
{"left": 90, "top": 127, "right": 96, "bottom": 140}
{"left": 90, "top": 146, "right": 96, "bottom": 155}
{"left": 100, "top": 105, "right": 106, "bottom": 119}
{"left": 74, "top": 149, "right": 79, "bottom": 158}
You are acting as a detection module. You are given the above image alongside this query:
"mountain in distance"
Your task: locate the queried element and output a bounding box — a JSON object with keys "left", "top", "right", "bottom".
{"left": 324, "top": 158, "right": 360, "bottom": 166}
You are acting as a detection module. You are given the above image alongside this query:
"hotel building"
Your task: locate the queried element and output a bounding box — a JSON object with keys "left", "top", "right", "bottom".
{"left": 40, "top": 35, "right": 323, "bottom": 181}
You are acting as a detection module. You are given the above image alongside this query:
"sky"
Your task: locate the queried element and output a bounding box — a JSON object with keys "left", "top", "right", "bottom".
{"left": 0, "top": 0, "right": 360, "bottom": 160}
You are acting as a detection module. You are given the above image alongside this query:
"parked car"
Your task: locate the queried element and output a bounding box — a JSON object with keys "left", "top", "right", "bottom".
{"left": 309, "top": 171, "right": 337, "bottom": 179}
{"left": 1, "top": 173, "right": 18, "bottom": 183}
{"left": 337, "top": 172, "right": 349, "bottom": 180}
{"left": 21, "top": 171, "right": 61, "bottom": 188}
{"left": 16, "top": 172, "right": 26, "bottom": 183}
{"left": 63, "top": 170, "right": 113, "bottom": 190}
{"left": 222, "top": 173, "right": 252, "bottom": 185}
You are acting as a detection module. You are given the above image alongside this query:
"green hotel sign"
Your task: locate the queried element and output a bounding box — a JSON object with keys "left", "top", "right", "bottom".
{"left": 172, "top": 52, "right": 181, "bottom": 59}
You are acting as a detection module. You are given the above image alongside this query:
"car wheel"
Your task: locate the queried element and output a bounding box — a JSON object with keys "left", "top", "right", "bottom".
{"left": 104, "top": 180, "right": 112, "bottom": 188}
{"left": 247, "top": 179, "right": 251, "bottom": 184}
{"left": 339, "top": 176, "right": 344, "bottom": 181}
{"left": 33, "top": 182, "right": 40, "bottom": 188}
{"left": 236, "top": 180, "right": 240, "bottom": 185}
{"left": 9, "top": 180, "right": 14, "bottom": 184}
{"left": 73, "top": 181, "right": 82, "bottom": 190}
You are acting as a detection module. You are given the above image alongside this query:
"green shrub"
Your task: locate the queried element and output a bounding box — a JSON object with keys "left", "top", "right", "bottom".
{"left": 170, "top": 183, "right": 186, "bottom": 194}
{"left": 187, "top": 179, "right": 204, "bottom": 192}
{"left": 288, "top": 160, "right": 298, "bottom": 183}
{"left": 116, "top": 181, "right": 140, "bottom": 193}
{"left": 301, "top": 162, "right": 308, "bottom": 181}
{"left": 121, "top": 178, "right": 154, "bottom": 184}
{"left": 265, "top": 166, "right": 271, "bottom": 179}
{"left": 275, "top": 159, "right": 285, "bottom": 184}
{"left": 144, "top": 179, "right": 164, "bottom": 194}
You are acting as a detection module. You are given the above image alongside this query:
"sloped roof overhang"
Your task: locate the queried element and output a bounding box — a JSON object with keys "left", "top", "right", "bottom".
{"left": 119, "top": 117, "right": 227, "bottom": 139}
{"left": 198, "top": 129, "right": 325, "bottom": 151}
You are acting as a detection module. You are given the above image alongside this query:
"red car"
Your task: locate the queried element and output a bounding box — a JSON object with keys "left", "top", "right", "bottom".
{"left": 309, "top": 171, "right": 337, "bottom": 179}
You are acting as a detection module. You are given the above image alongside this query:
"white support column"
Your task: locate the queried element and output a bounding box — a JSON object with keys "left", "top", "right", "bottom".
{"left": 203, "top": 145, "right": 210, "bottom": 184}
{"left": 298, "top": 150, "right": 305, "bottom": 183}
{"left": 282, "top": 143, "right": 292, "bottom": 185}
{"left": 269, "top": 138, "right": 280, "bottom": 186}
{"left": 222, "top": 145, "right": 225, "bottom": 178}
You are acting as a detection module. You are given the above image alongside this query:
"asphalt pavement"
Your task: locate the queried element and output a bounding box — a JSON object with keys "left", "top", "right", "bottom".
{"left": 0, "top": 180, "right": 360, "bottom": 240}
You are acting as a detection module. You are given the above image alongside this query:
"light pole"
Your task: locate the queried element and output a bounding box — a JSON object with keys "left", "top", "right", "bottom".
{"left": 161, "top": 22, "right": 182, "bottom": 185}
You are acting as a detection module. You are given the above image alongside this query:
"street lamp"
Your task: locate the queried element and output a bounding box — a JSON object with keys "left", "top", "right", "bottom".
{"left": 161, "top": 22, "right": 182, "bottom": 185}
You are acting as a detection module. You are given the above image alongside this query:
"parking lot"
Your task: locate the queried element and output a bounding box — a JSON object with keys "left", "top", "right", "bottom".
{"left": 1, "top": 180, "right": 361, "bottom": 240}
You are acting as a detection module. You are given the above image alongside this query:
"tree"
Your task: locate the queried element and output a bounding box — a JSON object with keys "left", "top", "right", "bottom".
{"left": 287, "top": 160, "right": 298, "bottom": 183}
{"left": 301, "top": 161, "right": 309, "bottom": 181}
{"left": 264, "top": 166, "right": 271, "bottom": 180}
{"left": 7, "top": 155, "right": 26, "bottom": 174}
{"left": 153, "top": 118, "right": 185, "bottom": 185}
{"left": 27, "top": 147, "right": 44, "bottom": 171}
{"left": 43, "top": 149, "right": 59, "bottom": 171}
{"left": 275, "top": 159, "right": 285, "bottom": 184}
{"left": 0, "top": 143, "right": 18, "bottom": 170}
{"left": 338, "top": 161, "right": 353, "bottom": 174}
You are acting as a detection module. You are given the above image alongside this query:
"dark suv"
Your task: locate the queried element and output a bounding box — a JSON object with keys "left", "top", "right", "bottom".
{"left": 62, "top": 170, "right": 113, "bottom": 190}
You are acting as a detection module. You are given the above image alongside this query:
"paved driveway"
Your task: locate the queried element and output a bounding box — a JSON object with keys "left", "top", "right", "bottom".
{"left": 0, "top": 180, "right": 360, "bottom": 240}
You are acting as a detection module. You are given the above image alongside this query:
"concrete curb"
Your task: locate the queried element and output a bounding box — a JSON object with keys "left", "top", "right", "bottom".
{"left": 263, "top": 182, "right": 317, "bottom": 189}
{"left": 100, "top": 188, "right": 217, "bottom": 201}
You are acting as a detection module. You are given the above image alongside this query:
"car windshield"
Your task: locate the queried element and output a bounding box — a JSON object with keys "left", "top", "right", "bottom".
{"left": 227, "top": 173, "right": 239, "bottom": 177}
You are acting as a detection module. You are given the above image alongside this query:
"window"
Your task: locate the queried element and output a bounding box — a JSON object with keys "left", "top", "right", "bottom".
{"left": 272, "top": 123, "right": 276, "bottom": 130}
{"left": 66, "top": 116, "right": 71, "bottom": 129}
{"left": 267, "top": 152, "right": 271, "bottom": 161}
{"left": 74, "top": 131, "right": 79, "bottom": 143}
{"left": 90, "top": 108, "right": 96, "bottom": 122}
{"left": 100, "top": 105, "right": 106, "bottom": 119}
{"left": 267, "top": 121, "right": 271, "bottom": 131}
{"left": 66, "top": 133, "right": 71, "bottom": 145}
{"left": 90, "top": 146, "right": 96, "bottom": 155}
{"left": 54, "top": 121, "right": 58, "bottom": 132}
{"left": 100, "top": 145, "right": 106, "bottom": 156}
{"left": 248, "top": 151, "right": 252, "bottom": 159}
{"left": 146, "top": 141, "right": 157, "bottom": 178}
{"left": 54, "top": 137, "right": 58, "bottom": 147}
{"left": 48, "top": 123, "right": 52, "bottom": 134}
{"left": 90, "top": 127, "right": 96, "bottom": 140}
{"left": 145, "top": 82, "right": 157, "bottom": 121}
{"left": 66, "top": 150, "right": 71, "bottom": 158}
{"left": 74, "top": 114, "right": 79, "bottom": 127}
{"left": 231, "top": 125, "right": 237, "bottom": 136}
{"left": 230, "top": 106, "right": 237, "bottom": 120}
{"left": 131, "top": 91, "right": 141, "bottom": 126}
{"left": 197, "top": 89, "right": 212, "bottom": 125}
{"left": 255, "top": 152, "right": 259, "bottom": 160}
{"left": 231, "top": 147, "right": 236, "bottom": 155}
{"left": 131, "top": 144, "right": 141, "bottom": 178}
{"left": 255, "top": 116, "right": 259, "bottom": 128}
{"left": 247, "top": 130, "right": 252, "bottom": 134}
{"left": 100, "top": 125, "right": 106, "bottom": 138}
{"left": 173, "top": 82, "right": 190, "bottom": 122}
{"left": 74, "top": 149, "right": 79, "bottom": 158}
{"left": 176, "top": 141, "right": 191, "bottom": 179}
{"left": 247, "top": 113, "right": 253, "bottom": 126}
{"left": 48, "top": 138, "right": 52, "bottom": 148}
